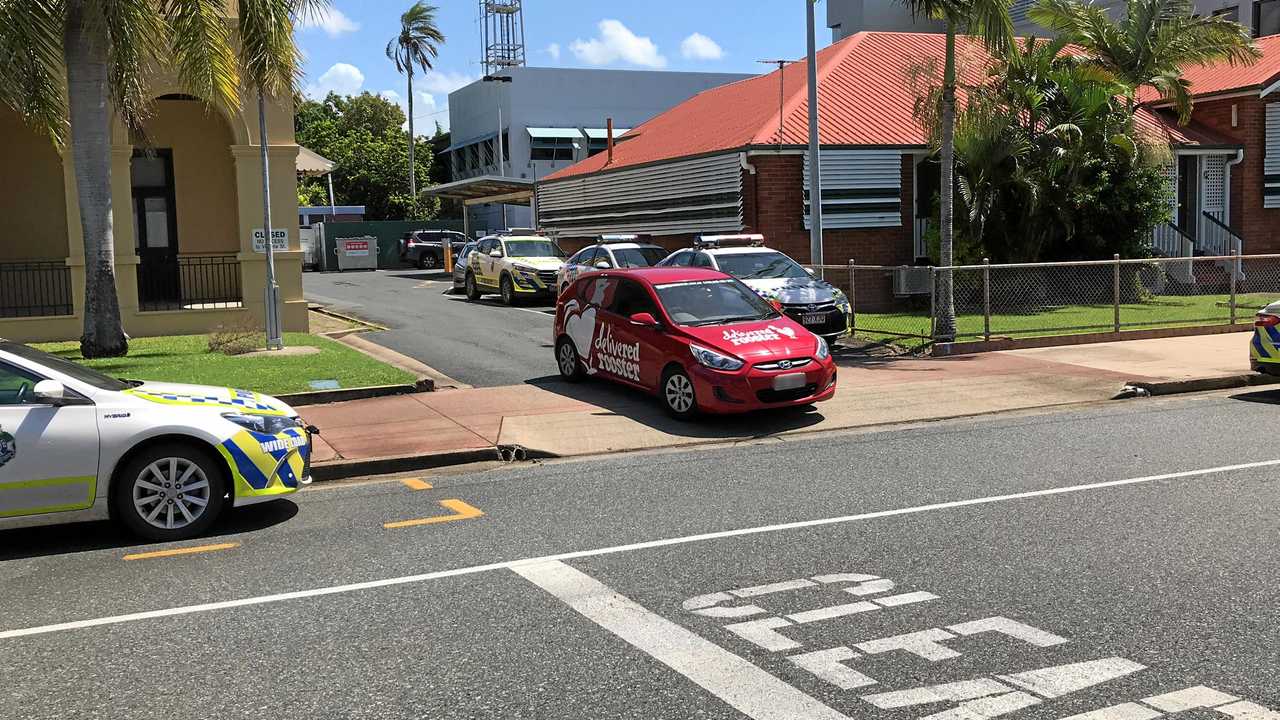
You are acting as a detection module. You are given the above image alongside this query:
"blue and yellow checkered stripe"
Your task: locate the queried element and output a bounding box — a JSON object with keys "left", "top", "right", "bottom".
{"left": 1252, "top": 326, "right": 1280, "bottom": 364}
{"left": 125, "top": 388, "right": 287, "bottom": 415}
{"left": 216, "top": 428, "right": 309, "bottom": 499}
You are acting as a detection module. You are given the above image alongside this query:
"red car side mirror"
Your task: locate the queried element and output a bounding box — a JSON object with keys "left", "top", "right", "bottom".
{"left": 629, "top": 312, "right": 660, "bottom": 328}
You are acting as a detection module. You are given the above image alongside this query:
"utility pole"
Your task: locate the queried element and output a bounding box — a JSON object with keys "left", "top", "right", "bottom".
{"left": 484, "top": 74, "right": 513, "bottom": 229}
{"left": 258, "top": 92, "right": 283, "bottom": 350}
{"left": 757, "top": 59, "right": 790, "bottom": 152}
{"left": 805, "top": 0, "right": 824, "bottom": 272}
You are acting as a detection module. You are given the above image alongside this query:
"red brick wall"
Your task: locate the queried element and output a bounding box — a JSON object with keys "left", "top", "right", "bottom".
{"left": 1191, "top": 96, "right": 1280, "bottom": 253}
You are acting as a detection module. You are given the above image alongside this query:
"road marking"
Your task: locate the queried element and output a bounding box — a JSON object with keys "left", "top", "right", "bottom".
{"left": 786, "top": 600, "right": 879, "bottom": 625}
{"left": 725, "top": 617, "right": 803, "bottom": 652}
{"left": 122, "top": 543, "right": 240, "bottom": 561}
{"left": 513, "top": 560, "right": 854, "bottom": 720}
{"left": 4, "top": 457, "right": 1277, "bottom": 640}
{"left": 788, "top": 647, "right": 878, "bottom": 690}
{"left": 999, "top": 658, "right": 1145, "bottom": 698}
{"left": 399, "top": 478, "right": 433, "bottom": 491}
{"left": 856, "top": 628, "right": 962, "bottom": 661}
{"left": 383, "top": 499, "right": 483, "bottom": 529}
{"left": 950, "top": 616, "right": 1068, "bottom": 648}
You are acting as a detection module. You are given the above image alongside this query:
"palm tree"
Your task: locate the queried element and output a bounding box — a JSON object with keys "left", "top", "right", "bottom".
{"left": 0, "top": 0, "right": 323, "bottom": 357}
{"left": 898, "top": 0, "right": 1014, "bottom": 341}
{"left": 1030, "top": 0, "right": 1260, "bottom": 124}
{"left": 386, "top": 2, "right": 445, "bottom": 210}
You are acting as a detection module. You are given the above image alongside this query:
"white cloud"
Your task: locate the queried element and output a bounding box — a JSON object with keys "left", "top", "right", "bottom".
{"left": 570, "top": 20, "right": 667, "bottom": 69}
{"left": 380, "top": 89, "right": 448, "bottom": 131}
{"left": 546, "top": 42, "right": 562, "bottom": 61}
{"left": 300, "top": 6, "right": 360, "bottom": 38}
{"left": 420, "top": 70, "right": 477, "bottom": 97}
{"left": 680, "top": 33, "right": 724, "bottom": 61}
{"left": 305, "top": 62, "right": 365, "bottom": 99}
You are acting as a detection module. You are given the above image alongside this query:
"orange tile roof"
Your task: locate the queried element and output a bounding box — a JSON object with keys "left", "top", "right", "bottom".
{"left": 1137, "top": 34, "right": 1280, "bottom": 103}
{"left": 1134, "top": 106, "right": 1243, "bottom": 147}
{"left": 545, "top": 32, "right": 991, "bottom": 181}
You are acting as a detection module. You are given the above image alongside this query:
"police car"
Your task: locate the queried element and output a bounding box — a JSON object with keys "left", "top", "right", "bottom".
{"left": 464, "top": 230, "right": 567, "bottom": 305}
{"left": 557, "top": 235, "right": 669, "bottom": 295}
{"left": 1251, "top": 301, "right": 1280, "bottom": 376}
{"left": 657, "top": 235, "right": 851, "bottom": 342}
{"left": 0, "top": 340, "right": 315, "bottom": 541}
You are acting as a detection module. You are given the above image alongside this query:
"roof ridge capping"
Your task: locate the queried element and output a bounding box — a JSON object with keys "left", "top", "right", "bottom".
{"left": 749, "top": 32, "right": 871, "bottom": 146}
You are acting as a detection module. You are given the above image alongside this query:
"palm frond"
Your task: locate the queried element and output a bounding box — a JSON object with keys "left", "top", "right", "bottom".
{"left": 388, "top": 2, "right": 445, "bottom": 76}
{"left": 94, "top": 0, "right": 168, "bottom": 133}
{"left": 161, "top": 0, "right": 240, "bottom": 112}
{"left": 237, "top": 0, "right": 312, "bottom": 95}
{"left": 0, "top": 0, "right": 68, "bottom": 145}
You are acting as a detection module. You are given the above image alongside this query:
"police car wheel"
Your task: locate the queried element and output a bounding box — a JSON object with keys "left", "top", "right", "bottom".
{"left": 556, "top": 337, "right": 585, "bottom": 382}
{"left": 465, "top": 272, "right": 481, "bottom": 301}
{"left": 113, "top": 443, "right": 227, "bottom": 542}
{"left": 500, "top": 274, "right": 517, "bottom": 305}
{"left": 661, "top": 366, "right": 699, "bottom": 419}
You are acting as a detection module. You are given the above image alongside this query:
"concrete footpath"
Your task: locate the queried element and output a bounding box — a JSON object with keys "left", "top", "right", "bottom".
{"left": 301, "top": 332, "right": 1267, "bottom": 476}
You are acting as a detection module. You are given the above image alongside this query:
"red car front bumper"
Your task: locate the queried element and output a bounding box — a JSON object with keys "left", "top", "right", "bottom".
{"left": 688, "top": 357, "right": 837, "bottom": 414}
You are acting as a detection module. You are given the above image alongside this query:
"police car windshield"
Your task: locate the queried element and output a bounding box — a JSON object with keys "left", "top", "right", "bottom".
{"left": 612, "top": 247, "right": 667, "bottom": 268}
{"left": 1, "top": 342, "right": 131, "bottom": 391}
{"left": 715, "top": 252, "right": 810, "bottom": 280}
{"left": 654, "top": 279, "right": 780, "bottom": 327}
{"left": 503, "top": 240, "right": 565, "bottom": 258}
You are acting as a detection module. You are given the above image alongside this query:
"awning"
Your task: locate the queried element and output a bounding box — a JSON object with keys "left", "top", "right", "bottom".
{"left": 583, "top": 127, "right": 631, "bottom": 140}
{"left": 422, "top": 175, "right": 536, "bottom": 206}
{"left": 447, "top": 131, "right": 498, "bottom": 153}
{"left": 528, "top": 127, "right": 584, "bottom": 140}
{"left": 296, "top": 146, "right": 335, "bottom": 176}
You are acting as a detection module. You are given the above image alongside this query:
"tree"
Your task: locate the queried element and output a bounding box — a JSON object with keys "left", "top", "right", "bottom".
{"left": 386, "top": 1, "right": 445, "bottom": 210}
{"left": 898, "top": 0, "right": 1014, "bottom": 341}
{"left": 0, "top": 0, "right": 324, "bottom": 357}
{"left": 1030, "top": 0, "right": 1260, "bottom": 123}
{"left": 295, "top": 92, "right": 435, "bottom": 220}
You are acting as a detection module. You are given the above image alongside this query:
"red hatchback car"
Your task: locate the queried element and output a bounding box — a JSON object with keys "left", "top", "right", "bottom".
{"left": 553, "top": 267, "right": 837, "bottom": 417}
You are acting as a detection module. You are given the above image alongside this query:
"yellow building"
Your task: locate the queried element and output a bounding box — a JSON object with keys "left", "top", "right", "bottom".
{"left": 0, "top": 65, "right": 307, "bottom": 342}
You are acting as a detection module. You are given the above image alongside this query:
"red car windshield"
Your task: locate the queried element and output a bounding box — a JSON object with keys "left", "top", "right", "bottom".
{"left": 653, "top": 279, "right": 780, "bottom": 327}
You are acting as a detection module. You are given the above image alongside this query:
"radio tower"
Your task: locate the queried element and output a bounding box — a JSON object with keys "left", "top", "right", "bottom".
{"left": 480, "top": 0, "right": 526, "bottom": 76}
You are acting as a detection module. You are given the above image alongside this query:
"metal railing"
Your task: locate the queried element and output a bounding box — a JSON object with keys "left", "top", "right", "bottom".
{"left": 829, "top": 252, "right": 1280, "bottom": 347}
{"left": 1151, "top": 221, "right": 1195, "bottom": 258}
{"left": 0, "top": 261, "right": 74, "bottom": 318}
{"left": 1201, "top": 211, "right": 1243, "bottom": 260}
{"left": 137, "top": 254, "right": 242, "bottom": 312}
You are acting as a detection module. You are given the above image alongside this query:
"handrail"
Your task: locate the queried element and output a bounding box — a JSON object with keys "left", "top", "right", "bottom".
{"left": 1164, "top": 221, "right": 1196, "bottom": 245}
{"left": 1201, "top": 211, "right": 1243, "bottom": 245}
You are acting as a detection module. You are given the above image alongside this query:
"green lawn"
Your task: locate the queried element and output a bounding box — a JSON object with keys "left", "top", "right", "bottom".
{"left": 855, "top": 292, "right": 1270, "bottom": 349}
{"left": 35, "top": 333, "right": 415, "bottom": 396}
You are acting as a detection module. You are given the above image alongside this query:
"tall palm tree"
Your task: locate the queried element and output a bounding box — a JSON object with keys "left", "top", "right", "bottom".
{"left": 899, "top": 0, "right": 1014, "bottom": 341}
{"left": 1030, "top": 0, "right": 1260, "bottom": 124}
{"left": 0, "top": 0, "right": 322, "bottom": 357}
{"left": 386, "top": 2, "right": 445, "bottom": 209}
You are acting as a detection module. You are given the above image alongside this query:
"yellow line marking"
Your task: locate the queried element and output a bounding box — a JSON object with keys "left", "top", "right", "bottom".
{"left": 384, "top": 499, "right": 484, "bottom": 529}
{"left": 123, "top": 542, "right": 240, "bottom": 561}
{"left": 400, "top": 478, "right": 434, "bottom": 491}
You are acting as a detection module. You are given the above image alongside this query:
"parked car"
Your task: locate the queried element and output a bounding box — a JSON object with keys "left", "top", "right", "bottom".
{"left": 657, "top": 234, "right": 851, "bottom": 342}
{"left": 0, "top": 340, "right": 316, "bottom": 541}
{"left": 464, "top": 230, "right": 567, "bottom": 305}
{"left": 557, "top": 235, "right": 669, "bottom": 295}
{"left": 553, "top": 267, "right": 836, "bottom": 418}
{"left": 1252, "top": 301, "right": 1280, "bottom": 376}
{"left": 451, "top": 241, "right": 478, "bottom": 294}
{"left": 400, "top": 230, "right": 467, "bottom": 270}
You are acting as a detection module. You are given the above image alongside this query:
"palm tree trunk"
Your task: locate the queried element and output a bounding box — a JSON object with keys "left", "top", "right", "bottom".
{"left": 936, "top": 23, "right": 958, "bottom": 342}
{"left": 407, "top": 67, "right": 416, "bottom": 216}
{"left": 66, "top": 0, "right": 128, "bottom": 358}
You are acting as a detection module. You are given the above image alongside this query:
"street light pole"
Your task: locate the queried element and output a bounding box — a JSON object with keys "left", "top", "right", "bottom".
{"left": 805, "top": 0, "right": 824, "bottom": 273}
{"left": 258, "top": 91, "right": 283, "bottom": 350}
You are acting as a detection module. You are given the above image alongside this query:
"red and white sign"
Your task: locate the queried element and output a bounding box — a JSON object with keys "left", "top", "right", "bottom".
{"left": 342, "top": 240, "right": 370, "bottom": 256}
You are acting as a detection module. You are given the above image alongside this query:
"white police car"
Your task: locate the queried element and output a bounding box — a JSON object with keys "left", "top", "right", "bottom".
{"left": 0, "top": 339, "right": 314, "bottom": 541}
{"left": 557, "top": 235, "right": 669, "bottom": 295}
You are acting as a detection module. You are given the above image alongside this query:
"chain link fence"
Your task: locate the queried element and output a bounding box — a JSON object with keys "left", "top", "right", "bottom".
{"left": 825, "top": 254, "right": 1280, "bottom": 348}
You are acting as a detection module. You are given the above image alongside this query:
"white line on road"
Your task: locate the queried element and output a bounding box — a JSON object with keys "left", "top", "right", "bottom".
{"left": 512, "top": 560, "right": 854, "bottom": 720}
{"left": 3, "top": 457, "right": 1278, "bottom": 641}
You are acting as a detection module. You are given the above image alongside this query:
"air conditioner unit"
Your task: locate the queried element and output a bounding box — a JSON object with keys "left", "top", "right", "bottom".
{"left": 892, "top": 266, "right": 932, "bottom": 296}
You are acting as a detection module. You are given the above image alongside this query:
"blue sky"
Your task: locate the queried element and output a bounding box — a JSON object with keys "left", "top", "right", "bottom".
{"left": 296, "top": 1, "right": 827, "bottom": 131}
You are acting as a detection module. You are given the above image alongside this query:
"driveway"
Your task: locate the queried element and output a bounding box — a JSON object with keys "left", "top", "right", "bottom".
{"left": 304, "top": 269, "right": 559, "bottom": 388}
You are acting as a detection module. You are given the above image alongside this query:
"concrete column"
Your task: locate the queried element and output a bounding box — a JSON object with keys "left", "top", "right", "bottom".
{"left": 230, "top": 144, "right": 308, "bottom": 332}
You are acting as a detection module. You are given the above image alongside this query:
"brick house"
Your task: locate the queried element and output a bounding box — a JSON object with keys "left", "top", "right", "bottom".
{"left": 536, "top": 31, "right": 1280, "bottom": 267}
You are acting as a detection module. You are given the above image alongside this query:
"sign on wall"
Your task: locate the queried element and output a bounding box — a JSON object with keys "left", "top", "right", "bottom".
{"left": 252, "top": 229, "right": 290, "bottom": 253}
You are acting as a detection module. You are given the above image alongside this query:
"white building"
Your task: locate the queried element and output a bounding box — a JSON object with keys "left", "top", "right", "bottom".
{"left": 444, "top": 66, "right": 751, "bottom": 232}
{"left": 828, "top": 0, "right": 1278, "bottom": 39}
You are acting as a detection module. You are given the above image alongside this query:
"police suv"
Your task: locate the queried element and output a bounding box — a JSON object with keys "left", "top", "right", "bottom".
{"left": 463, "top": 230, "right": 567, "bottom": 305}
{"left": 0, "top": 340, "right": 315, "bottom": 541}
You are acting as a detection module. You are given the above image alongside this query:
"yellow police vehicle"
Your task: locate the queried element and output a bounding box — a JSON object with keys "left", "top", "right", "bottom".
{"left": 463, "top": 230, "right": 567, "bottom": 305}
{"left": 1251, "top": 301, "right": 1280, "bottom": 376}
{"left": 0, "top": 339, "right": 315, "bottom": 541}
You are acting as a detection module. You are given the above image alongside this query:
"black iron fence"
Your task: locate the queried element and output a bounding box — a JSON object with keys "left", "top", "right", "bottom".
{"left": 0, "top": 261, "right": 74, "bottom": 318}
{"left": 137, "top": 254, "right": 242, "bottom": 312}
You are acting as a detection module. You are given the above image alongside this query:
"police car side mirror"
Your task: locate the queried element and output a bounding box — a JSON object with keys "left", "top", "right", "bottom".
{"left": 803, "top": 266, "right": 817, "bottom": 277}
{"left": 31, "top": 380, "right": 67, "bottom": 404}
{"left": 594, "top": 261, "right": 611, "bottom": 269}
{"left": 489, "top": 249, "right": 503, "bottom": 258}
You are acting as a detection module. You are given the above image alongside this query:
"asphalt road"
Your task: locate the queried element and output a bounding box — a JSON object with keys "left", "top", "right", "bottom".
{"left": 3, "top": 389, "right": 1280, "bottom": 718}
{"left": 304, "top": 268, "right": 558, "bottom": 387}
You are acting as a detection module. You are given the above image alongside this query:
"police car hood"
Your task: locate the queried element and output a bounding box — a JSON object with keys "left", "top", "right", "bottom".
{"left": 509, "top": 256, "right": 565, "bottom": 270}
{"left": 125, "top": 382, "right": 295, "bottom": 416}
{"left": 740, "top": 277, "right": 841, "bottom": 305}
{"left": 680, "top": 317, "right": 822, "bottom": 361}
